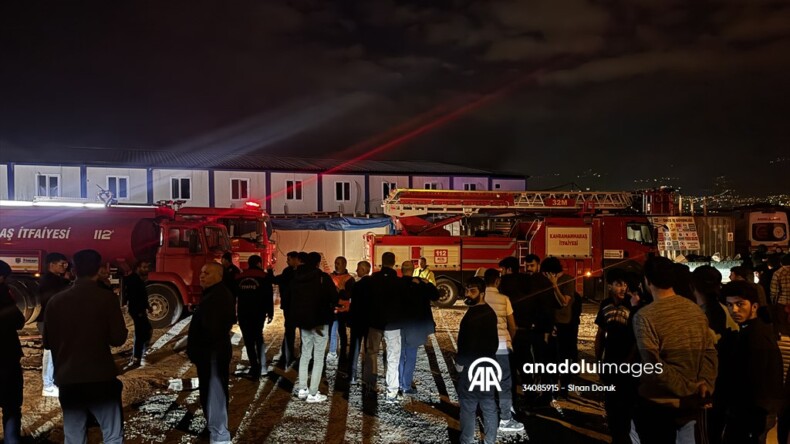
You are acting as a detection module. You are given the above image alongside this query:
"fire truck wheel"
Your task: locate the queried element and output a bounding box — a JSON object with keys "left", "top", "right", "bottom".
{"left": 433, "top": 278, "right": 460, "bottom": 308}
{"left": 146, "top": 283, "right": 183, "bottom": 329}
{"left": 8, "top": 277, "right": 40, "bottom": 325}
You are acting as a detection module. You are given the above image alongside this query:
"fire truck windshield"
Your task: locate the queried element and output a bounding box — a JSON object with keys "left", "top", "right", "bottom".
{"left": 224, "top": 219, "right": 260, "bottom": 241}
{"left": 627, "top": 222, "right": 655, "bottom": 245}
{"left": 204, "top": 226, "right": 231, "bottom": 252}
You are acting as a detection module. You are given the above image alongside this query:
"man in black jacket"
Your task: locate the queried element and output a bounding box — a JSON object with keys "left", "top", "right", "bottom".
{"left": 38, "top": 251, "right": 70, "bottom": 397}
{"left": 0, "top": 260, "right": 25, "bottom": 444}
{"left": 275, "top": 251, "right": 300, "bottom": 367}
{"left": 221, "top": 252, "right": 240, "bottom": 292}
{"left": 347, "top": 261, "right": 372, "bottom": 384}
{"left": 123, "top": 260, "right": 152, "bottom": 368}
{"left": 290, "top": 252, "right": 337, "bottom": 403}
{"left": 398, "top": 260, "right": 439, "bottom": 395}
{"left": 44, "top": 250, "right": 128, "bottom": 444}
{"left": 721, "top": 281, "right": 784, "bottom": 444}
{"left": 364, "top": 252, "right": 406, "bottom": 402}
{"left": 497, "top": 256, "right": 534, "bottom": 390}
{"left": 235, "top": 255, "right": 274, "bottom": 378}
{"left": 456, "top": 277, "right": 500, "bottom": 444}
{"left": 187, "top": 262, "right": 235, "bottom": 444}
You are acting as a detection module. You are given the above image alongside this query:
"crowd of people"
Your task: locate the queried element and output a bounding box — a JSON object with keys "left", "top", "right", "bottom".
{"left": 0, "top": 249, "right": 788, "bottom": 444}
{"left": 588, "top": 255, "right": 790, "bottom": 444}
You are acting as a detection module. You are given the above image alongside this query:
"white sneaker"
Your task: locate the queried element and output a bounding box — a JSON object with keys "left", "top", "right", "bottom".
{"left": 499, "top": 418, "right": 525, "bottom": 432}
{"left": 327, "top": 352, "right": 337, "bottom": 360}
{"left": 306, "top": 393, "right": 327, "bottom": 403}
{"left": 42, "top": 386, "right": 59, "bottom": 397}
{"left": 384, "top": 391, "right": 399, "bottom": 403}
{"left": 297, "top": 389, "right": 309, "bottom": 400}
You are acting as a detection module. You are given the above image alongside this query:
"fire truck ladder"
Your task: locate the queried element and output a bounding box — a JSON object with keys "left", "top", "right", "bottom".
{"left": 383, "top": 189, "right": 635, "bottom": 217}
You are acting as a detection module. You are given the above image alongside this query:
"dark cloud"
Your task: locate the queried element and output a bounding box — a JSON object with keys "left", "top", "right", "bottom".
{"left": 1, "top": 0, "right": 788, "bottom": 195}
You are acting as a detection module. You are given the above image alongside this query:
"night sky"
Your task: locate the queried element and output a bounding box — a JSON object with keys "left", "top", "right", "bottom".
{"left": 2, "top": 1, "right": 789, "bottom": 195}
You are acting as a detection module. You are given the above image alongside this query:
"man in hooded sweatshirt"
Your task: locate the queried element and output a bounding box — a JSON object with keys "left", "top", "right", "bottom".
{"left": 290, "top": 252, "right": 337, "bottom": 403}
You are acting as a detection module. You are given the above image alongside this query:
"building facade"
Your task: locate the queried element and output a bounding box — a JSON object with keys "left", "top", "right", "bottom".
{"left": 0, "top": 150, "right": 527, "bottom": 215}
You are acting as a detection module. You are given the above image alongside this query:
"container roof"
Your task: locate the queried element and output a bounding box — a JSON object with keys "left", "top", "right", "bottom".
{"left": 0, "top": 143, "right": 523, "bottom": 177}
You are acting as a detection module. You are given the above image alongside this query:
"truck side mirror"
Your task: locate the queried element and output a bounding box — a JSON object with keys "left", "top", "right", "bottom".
{"left": 188, "top": 233, "right": 201, "bottom": 254}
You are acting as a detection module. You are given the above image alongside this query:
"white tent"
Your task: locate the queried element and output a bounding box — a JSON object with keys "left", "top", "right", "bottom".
{"left": 270, "top": 225, "right": 390, "bottom": 274}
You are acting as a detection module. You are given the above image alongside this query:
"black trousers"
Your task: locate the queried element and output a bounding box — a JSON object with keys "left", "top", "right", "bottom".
{"left": 634, "top": 398, "right": 698, "bottom": 444}
{"left": 529, "top": 329, "right": 550, "bottom": 385}
{"left": 239, "top": 317, "right": 266, "bottom": 370}
{"left": 723, "top": 410, "right": 777, "bottom": 444}
{"left": 707, "top": 390, "right": 728, "bottom": 444}
{"left": 0, "top": 362, "right": 23, "bottom": 444}
{"left": 603, "top": 375, "right": 638, "bottom": 444}
{"left": 778, "top": 406, "right": 789, "bottom": 444}
{"left": 330, "top": 315, "right": 349, "bottom": 357}
{"left": 281, "top": 314, "right": 297, "bottom": 364}
{"left": 512, "top": 329, "right": 533, "bottom": 386}
{"left": 552, "top": 323, "right": 579, "bottom": 391}
{"left": 771, "top": 303, "right": 789, "bottom": 336}
{"left": 131, "top": 312, "right": 152, "bottom": 359}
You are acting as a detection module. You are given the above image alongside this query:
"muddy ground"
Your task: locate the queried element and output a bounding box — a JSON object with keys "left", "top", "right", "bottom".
{"left": 6, "top": 303, "right": 787, "bottom": 443}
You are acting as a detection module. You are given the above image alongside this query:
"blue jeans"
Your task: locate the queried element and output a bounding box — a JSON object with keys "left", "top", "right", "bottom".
{"left": 458, "top": 372, "right": 498, "bottom": 444}
{"left": 329, "top": 321, "right": 338, "bottom": 354}
{"left": 38, "top": 322, "right": 56, "bottom": 389}
{"left": 328, "top": 318, "right": 347, "bottom": 355}
{"left": 399, "top": 346, "right": 418, "bottom": 391}
{"left": 299, "top": 325, "right": 329, "bottom": 395}
{"left": 59, "top": 380, "right": 123, "bottom": 444}
{"left": 196, "top": 358, "right": 231, "bottom": 443}
{"left": 42, "top": 349, "right": 56, "bottom": 389}
{"left": 495, "top": 353, "right": 513, "bottom": 421}
{"left": 349, "top": 327, "right": 367, "bottom": 379}
{"left": 1, "top": 404, "right": 21, "bottom": 444}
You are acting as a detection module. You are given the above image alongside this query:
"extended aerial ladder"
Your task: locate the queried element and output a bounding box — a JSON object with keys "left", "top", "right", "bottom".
{"left": 370, "top": 188, "right": 663, "bottom": 305}
{"left": 383, "top": 188, "right": 636, "bottom": 218}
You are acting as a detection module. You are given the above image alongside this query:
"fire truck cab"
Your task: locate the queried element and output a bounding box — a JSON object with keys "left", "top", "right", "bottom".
{"left": 175, "top": 201, "right": 276, "bottom": 269}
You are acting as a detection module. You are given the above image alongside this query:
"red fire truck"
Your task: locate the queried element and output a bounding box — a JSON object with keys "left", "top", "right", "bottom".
{"left": 0, "top": 201, "right": 233, "bottom": 327}
{"left": 366, "top": 189, "right": 664, "bottom": 306}
{"left": 175, "top": 202, "right": 276, "bottom": 269}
